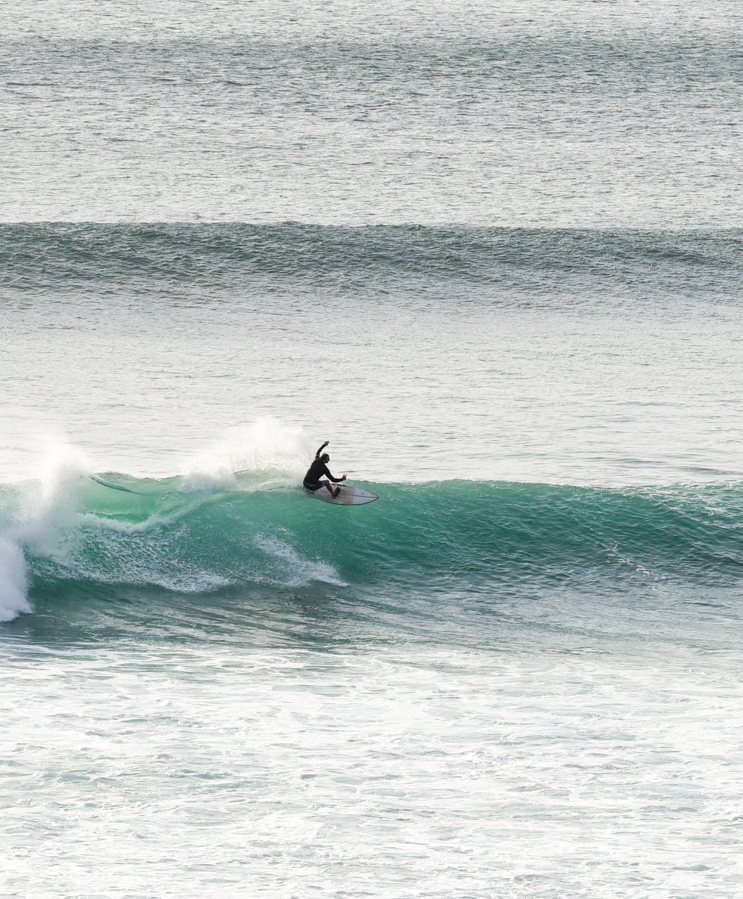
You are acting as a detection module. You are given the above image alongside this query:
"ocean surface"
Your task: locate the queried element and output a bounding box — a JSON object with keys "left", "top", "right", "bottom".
{"left": 2, "top": 2, "right": 743, "bottom": 897}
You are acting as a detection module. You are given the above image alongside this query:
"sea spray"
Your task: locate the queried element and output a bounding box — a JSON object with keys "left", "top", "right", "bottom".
{"left": 0, "top": 446, "right": 97, "bottom": 620}
{"left": 180, "top": 419, "right": 312, "bottom": 491}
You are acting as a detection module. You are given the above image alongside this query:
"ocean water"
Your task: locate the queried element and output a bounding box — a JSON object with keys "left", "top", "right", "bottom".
{"left": 2, "top": 3, "right": 743, "bottom": 898}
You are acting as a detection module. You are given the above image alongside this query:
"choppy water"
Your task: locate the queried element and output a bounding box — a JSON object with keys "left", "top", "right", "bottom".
{"left": 2, "top": 3, "right": 743, "bottom": 898}
{"left": 3, "top": 1, "right": 743, "bottom": 226}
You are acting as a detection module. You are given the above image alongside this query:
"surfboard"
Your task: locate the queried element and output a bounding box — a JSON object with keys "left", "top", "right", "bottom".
{"left": 309, "top": 484, "right": 378, "bottom": 506}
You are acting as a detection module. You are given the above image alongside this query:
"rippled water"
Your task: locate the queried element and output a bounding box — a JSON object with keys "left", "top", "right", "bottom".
{"left": 2, "top": 1, "right": 742, "bottom": 225}
{"left": 2, "top": 3, "right": 743, "bottom": 897}
{"left": 2, "top": 225, "right": 742, "bottom": 485}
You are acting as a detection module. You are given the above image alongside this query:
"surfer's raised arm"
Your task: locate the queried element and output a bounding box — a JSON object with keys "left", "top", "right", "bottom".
{"left": 315, "top": 440, "right": 330, "bottom": 459}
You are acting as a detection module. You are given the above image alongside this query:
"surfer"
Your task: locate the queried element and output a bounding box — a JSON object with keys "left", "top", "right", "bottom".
{"left": 303, "top": 440, "right": 347, "bottom": 497}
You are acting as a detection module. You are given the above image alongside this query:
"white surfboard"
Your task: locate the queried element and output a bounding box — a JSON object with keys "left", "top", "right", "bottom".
{"left": 309, "top": 484, "right": 378, "bottom": 506}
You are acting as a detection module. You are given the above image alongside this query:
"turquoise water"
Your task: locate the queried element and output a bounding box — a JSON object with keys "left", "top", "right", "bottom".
{"left": 4, "top": 469, "right": 743, "bottom": 897}
{"left": 3, "top": 2, "right": 743, "bottom": 896}
{"left": 3, "top": 228, "right": 743, "bottom": 899}
{"left": 8, "top": 474, "right": 743, "bottom": 603}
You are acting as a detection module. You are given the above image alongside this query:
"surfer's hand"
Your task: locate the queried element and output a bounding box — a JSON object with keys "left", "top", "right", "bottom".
{"left": 323, "top": 440, "right": 329, "bottom": 447}
{"left": 342, "top": 474, "right": 347, "bottom": 480}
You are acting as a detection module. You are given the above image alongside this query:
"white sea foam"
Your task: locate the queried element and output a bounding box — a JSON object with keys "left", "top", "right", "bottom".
{"left": 0, "top": 444, "right": 96, "bottom": 620}
{"left": 0, "top": 538, "right": 30, "bottom": 621}
{"left": 13, "top": 444, "right": 92, "bottom": 561}
{"left": 254, "top": 534, "right": 347, "bottom": 588}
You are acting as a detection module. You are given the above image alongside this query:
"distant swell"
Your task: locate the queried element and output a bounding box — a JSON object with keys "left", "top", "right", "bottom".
{"left": 1, "top": 224, "right": 741, "bottom": 301}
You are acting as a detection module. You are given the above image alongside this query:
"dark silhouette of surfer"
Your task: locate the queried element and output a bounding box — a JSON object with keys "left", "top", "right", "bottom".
{"left": 303, "top": 440, "right": 347, "bottom": 497}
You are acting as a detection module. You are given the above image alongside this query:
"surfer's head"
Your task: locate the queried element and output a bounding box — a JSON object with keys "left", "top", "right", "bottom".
{"left": 321, "top": 453, "right": 330, "bottom": 463}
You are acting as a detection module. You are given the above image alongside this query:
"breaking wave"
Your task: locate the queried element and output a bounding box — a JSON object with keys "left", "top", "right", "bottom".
{"left": 2, "top": 465, "right": 742, "bottom": 621}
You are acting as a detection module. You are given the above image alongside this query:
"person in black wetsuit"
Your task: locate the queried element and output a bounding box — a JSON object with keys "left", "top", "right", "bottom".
{"left": 303, "top": 440, "right": 347, "bottom": 497}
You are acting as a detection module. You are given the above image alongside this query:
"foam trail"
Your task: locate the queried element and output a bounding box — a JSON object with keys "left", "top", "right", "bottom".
{"left": 254, "top": 534, "right": 347, "bottom": 588}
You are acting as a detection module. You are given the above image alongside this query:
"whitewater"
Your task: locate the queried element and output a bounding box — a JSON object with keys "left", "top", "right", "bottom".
{"left": 3, "top": 1, "right": 743, "bottom": 897}
{"left": 3, "top": 440, "right": 743, "bottom": 897}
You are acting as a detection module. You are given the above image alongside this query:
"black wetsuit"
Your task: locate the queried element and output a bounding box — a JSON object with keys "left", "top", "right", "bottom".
{"left": 303, "top": 445, "right": 343, "bottom": 491}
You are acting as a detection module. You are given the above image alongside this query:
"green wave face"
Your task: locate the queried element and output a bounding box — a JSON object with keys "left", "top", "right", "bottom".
{"left": 10, "top": 474, "right": 743, "bottom": 599}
